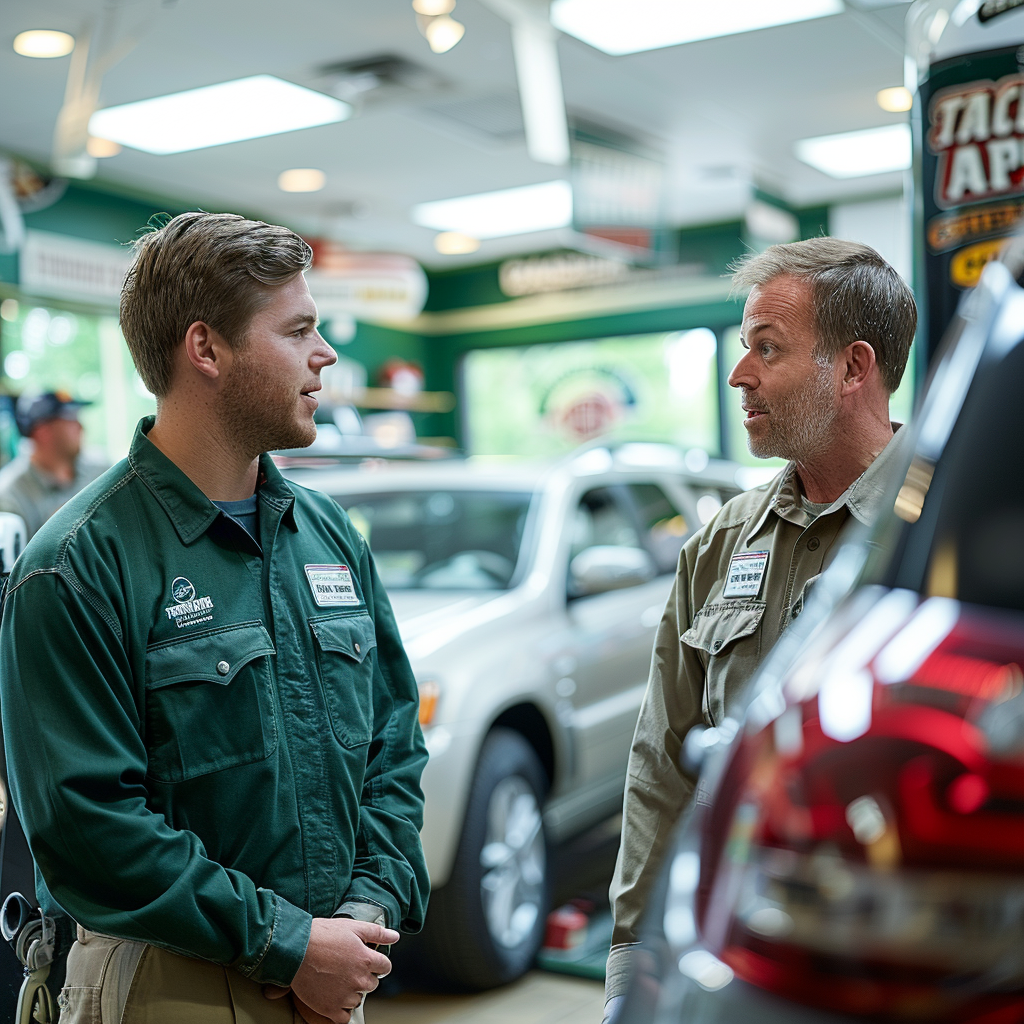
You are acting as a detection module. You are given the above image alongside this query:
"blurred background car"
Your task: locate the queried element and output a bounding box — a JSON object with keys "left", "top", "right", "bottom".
{"left": 616, "top": 256, "right": 1024, "bottom": 1022}
{"left": 279, "top": 441, "right": 750, "bottom": 989}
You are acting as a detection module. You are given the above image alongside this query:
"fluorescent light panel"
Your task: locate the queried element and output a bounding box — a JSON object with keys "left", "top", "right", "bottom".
{"left": 795, "top": 123, "right": 911, "bottom": 178}
{"left": 412, "top": 180, "right": 573, "bottom": 238}
{"left": 551, "top": 0, "right": 844, "bottom": 56}
{"left": 89, "top": 75, "right": 350, "bottom": 155}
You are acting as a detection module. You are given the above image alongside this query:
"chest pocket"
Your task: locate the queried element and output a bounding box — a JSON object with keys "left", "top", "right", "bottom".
{"left": 144, "top": 622, "right": 277, "bottom": 784}
{"left": 681, "top": 600, "right": 766, "bottom": 657}
{"left": 682, "top": 600, "right": 766, "bottom": 725}
{"left": 311, "top": 612, "right": 378, "bottom": 748}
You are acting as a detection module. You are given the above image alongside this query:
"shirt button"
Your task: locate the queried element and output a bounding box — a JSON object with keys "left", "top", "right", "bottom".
{"left": 807, "top": 537, "right": 821, "bottom": 551}
{"left": 354, "top": 642, "right": 361, "bottom": 655}
{"left": 216, "top": 660, "right": 230, "bottom": 675}
{"left": 711, "top": 639, "right": 723, "bottom": 653}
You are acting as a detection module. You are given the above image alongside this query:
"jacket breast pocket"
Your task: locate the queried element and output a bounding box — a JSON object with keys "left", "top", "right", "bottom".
{"left": 144, "top": 622, "right": 277, "bottom": 784}
{"left": 310, "top": 612, "right": 378, "bottom": 749}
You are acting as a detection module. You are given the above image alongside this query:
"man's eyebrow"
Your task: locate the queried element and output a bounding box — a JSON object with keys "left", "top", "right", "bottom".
{"left": 281, "top": 312, "right": 319, "bottom": 329}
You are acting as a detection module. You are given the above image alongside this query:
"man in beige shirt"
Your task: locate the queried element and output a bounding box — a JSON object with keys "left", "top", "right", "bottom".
{"left": 604, "top": 237, "right": 918, "bottom": 1019}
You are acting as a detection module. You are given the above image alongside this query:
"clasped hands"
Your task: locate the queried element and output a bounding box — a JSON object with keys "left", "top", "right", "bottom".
{"left": 264, "top": 916, "right": 399, "bottom": 1024}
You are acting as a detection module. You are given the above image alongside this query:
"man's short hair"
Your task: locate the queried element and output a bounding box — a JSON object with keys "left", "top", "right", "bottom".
{"left": 120, "top": 212, "right": 313, "bottom": 398}
{"left": 730, "top": 237, "right": 917, "bottom": 393}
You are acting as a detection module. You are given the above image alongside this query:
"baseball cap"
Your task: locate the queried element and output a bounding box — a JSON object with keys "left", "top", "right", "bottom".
{"left": 15, "top": 390, "right": 91, "bottom": 437}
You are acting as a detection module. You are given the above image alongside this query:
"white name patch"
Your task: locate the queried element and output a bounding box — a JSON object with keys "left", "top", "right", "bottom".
{"left": 305, "top": 564, "right": 360, "bottom": 606}
{"left": 723, "top": 551, "right": 769, "bottom": 599}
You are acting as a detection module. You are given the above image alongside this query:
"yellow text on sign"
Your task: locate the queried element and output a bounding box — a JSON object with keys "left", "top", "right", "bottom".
{"left": 950, "top": 239, "right": 1005, "bottom": 288}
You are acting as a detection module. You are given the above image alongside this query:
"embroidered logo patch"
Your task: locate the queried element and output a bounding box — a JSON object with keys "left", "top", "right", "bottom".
{"left": 305, "top": 564, "right": 359, "bottom": 606}
{"left": 723, "top": 551, "right": 769, "bottom": 599}
{"left": 163, "top": 576, "right": 215, "bottom": 629}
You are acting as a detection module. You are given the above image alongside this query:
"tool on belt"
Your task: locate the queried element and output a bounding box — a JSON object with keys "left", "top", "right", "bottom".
{"left": 2, "top": 892, "right": 55, "bottom": 1024}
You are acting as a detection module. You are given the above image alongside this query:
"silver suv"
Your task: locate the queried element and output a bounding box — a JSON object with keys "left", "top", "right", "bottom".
{"left": 279, "top": 443, "right": 748, "bottom": 990}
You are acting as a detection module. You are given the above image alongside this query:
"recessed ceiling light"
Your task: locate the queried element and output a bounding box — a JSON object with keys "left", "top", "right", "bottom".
{"left": 425, "top": 14, "right": 465, "bottom": 53}
{"left": 13, "top": 30, "right": 75, "bottom": 58}
{"left": 413, "top": 0, "right": 455, "bottom": 13}
{"left": 89, "top": 76, "right": 351, "bottom": 155}
{"left": 434, "top": 232, "right": 481, "bottom": 255}
{"left": 412, "top": 180, "right": 573, "bottom": 238}
{"left": 877, "top": 86, "right": 913, "bottom": 112}
{"left": 795, "top": 123, "right": 912, "bottom": 178}
{"left": 86, "top": 136, "right": 121, "bottom": 158}
{"left": 278, "top": 168, "right": 326, "bottom": 193}
{"left": 551, "top": 0, "right": 844, "bottom": 56}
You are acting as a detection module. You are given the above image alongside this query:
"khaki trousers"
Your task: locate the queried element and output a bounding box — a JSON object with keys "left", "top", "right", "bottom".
{"left": 58, "top": 928, "right": 366, "bottom": 1024}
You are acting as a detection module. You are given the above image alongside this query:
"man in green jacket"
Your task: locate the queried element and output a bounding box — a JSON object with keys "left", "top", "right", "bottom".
{"left": 605, "top": 238, "right": 918, "bottom": 1021}
{"left": 0, "top": 212, "right": 429, "bottom": 1023}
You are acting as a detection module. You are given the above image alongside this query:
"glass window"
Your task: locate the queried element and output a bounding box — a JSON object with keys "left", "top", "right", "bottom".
{"left": 0, "top": 300, "right": 155, "bottom": 463}
{"left": 462, "top": 329, "right": 719, "bottom": 459}
{"left": 335, "top": 489, "right": 533, "bottom": 591}
{"left": 570, "top": 487, "right": 641, "bottom": 562}
{"left": 625, "top": 482, "right": 688, "bottom": 574}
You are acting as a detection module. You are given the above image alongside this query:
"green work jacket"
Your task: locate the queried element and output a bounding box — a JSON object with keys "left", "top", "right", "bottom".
{"left": 0, "top": 417, "right": 429, "bottom": 989}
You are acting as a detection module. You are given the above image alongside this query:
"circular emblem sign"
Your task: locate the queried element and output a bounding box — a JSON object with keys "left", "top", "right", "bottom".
{"left": 171, "top": 577, "right": 196, "bottom": 603}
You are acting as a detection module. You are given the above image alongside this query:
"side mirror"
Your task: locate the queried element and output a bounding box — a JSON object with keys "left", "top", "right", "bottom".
{"left": 569, "top": 545, "right": 656, "bottom": 597}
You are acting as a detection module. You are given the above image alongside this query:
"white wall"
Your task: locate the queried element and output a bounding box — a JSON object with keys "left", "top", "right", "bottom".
{"left": 829, "top": 194, "right": 911, "bottom": 282}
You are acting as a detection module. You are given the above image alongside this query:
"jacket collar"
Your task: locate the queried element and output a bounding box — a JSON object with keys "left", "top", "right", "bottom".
{"left": 127, "top": 416, "right": 296, "bottom": 545}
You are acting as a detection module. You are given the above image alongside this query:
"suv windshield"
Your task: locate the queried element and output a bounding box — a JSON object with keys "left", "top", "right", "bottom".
{"left": 333, "top": 489, "right": 534, "bottom": 591}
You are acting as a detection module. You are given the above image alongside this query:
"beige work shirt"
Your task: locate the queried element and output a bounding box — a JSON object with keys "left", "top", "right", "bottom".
{"left": 606, "top": 426, "right": 914, "bottom": 996}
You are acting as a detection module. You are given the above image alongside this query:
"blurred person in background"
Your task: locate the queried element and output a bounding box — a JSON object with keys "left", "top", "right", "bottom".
{"left": 604, "top": 238, "right": 918, "bottom": 1022}
{"left": 0, "top": 212, "right": 429, "bottom": 1024}
{"left": 0, "top": 390, "right": 105, "bottom": 538}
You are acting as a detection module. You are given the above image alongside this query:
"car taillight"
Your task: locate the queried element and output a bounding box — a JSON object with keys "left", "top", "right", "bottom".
{"left": 696, "top": 588, "right": 1024, "bottom": 1022}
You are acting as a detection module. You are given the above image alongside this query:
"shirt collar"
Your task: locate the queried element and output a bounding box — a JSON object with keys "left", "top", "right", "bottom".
{"left": 745, "top": 423, "right": 913, "bottom": 542}
{"left": 127, "top": 416, "right": 296, "bottom": 545}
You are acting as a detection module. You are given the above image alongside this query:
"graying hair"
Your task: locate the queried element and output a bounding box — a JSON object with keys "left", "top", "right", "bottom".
{"left": 730, "top": 237, "right": 917, "bottom": 393}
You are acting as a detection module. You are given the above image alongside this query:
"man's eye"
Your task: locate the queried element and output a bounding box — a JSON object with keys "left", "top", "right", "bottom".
{"left": 761, "top": 344, "right": 773, "bottom": 357}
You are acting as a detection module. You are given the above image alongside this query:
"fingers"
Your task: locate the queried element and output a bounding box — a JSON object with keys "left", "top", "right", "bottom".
{"left": 263, "top": 984, "right": 290, "bottom": 1000}
{"left": 366, "top": 948, "right": 393, "bottom": 980}
{"left": 293, "top": 994, "right": 351, "bottom": 1024}
{"left": 350, "top": 920, "right": 400, "bottom": 947}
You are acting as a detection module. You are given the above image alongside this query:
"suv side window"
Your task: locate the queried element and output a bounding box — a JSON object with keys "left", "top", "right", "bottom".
{"left": 624, "top": 482, "right": 689, "bottom": 575}
{"left": 570, "top": 487, "right": 642, "bottom": 564}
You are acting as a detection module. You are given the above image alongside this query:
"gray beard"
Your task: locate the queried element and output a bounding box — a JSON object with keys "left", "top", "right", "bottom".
{"left": 746, "top": 361, "right": 839, "bottom": 463}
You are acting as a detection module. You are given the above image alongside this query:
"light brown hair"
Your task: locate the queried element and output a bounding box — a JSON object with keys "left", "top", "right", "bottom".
{"left": 120, "top": 212, "right": 313, "bottom": 397}
{"left": 730, "top": 237, "right": 917, "bottom": 393}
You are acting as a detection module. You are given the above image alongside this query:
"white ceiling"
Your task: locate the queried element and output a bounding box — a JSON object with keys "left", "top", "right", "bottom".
{"left": 3, "top": 0, "right": 912, "bottom": 268}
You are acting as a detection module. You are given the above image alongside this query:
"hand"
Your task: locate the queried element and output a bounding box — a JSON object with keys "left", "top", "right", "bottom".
{"left": 264, "top": 917, "right": 399, "bottom": 1023}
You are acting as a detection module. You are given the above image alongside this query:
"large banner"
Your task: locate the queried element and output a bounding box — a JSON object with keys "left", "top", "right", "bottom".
{"left": 920, "top": 43, "right": 1024, "bottom": 359}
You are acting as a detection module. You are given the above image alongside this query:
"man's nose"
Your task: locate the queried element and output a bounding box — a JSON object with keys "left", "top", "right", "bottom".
{"left": 313, "top": 332, "right": 338, "bottom": 369}
{"left": 727, "top": 349, "right": 758, "bottom": 390}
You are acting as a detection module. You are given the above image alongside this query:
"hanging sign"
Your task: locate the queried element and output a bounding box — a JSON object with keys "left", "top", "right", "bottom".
{"left": 305, "top": 239, "right": 428, "bottom": 323}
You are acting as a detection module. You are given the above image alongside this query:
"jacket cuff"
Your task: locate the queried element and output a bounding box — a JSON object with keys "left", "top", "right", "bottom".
{"left": 333, "top": 899, "right": 387, "bottom": 925}
{"left": 245, "top": 893, "right": 312, "bottom": 988}
{"left": 340, "top": 879, "right": 400, "bottom": 931}
{"left": 605, "top": 942, "right": 641, "bottom": 1001}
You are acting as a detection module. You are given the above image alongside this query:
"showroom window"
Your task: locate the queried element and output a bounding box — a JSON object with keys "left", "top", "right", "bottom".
{"left": 0, "top": 299, "right": 155, "bottom": 463}
{"left": 462, "top": 329, "right": 720, "bottom": 458}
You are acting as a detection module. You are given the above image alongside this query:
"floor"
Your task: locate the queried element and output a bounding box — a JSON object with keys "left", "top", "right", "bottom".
{"left": 368, "top": 972, "right": 605, "bottom": 1024}
{"left": 367, "top": 815, "right": 620, "bottom": 1024}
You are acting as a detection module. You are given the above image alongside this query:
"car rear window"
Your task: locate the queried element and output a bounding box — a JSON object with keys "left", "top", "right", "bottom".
{"left": 333, "top": 489, "right": 533, "bottom": 590}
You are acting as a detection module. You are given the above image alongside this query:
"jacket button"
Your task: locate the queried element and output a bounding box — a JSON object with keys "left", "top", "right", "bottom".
{"left": 807, "top": 537, "right": 821, "bottom": 551}
{"left": 354, "top": 643, "right": 361, "bottom": 655}
{"left": 216, "top": 660, "right": 230, "bottom": 675}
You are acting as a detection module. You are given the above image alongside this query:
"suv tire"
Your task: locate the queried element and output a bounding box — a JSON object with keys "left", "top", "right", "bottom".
{"left": 418, "top": 727, "right": 550, "bottom": 990}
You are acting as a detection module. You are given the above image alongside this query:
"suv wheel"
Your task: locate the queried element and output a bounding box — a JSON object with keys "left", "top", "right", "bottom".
{"left": 419, "top": 727, "right": 550, "bottom": 990}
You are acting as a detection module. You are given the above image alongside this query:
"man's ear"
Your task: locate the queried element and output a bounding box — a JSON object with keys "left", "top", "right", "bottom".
{"left": 840, "top": 340, "right": 876, "bottom": 396}
{"left": 183, "top": 321, "right": 232, "bottom": 381}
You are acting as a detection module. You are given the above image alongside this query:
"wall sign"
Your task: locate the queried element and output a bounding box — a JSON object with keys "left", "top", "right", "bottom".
{"left": 19, "top": 230, "right": 132, "bottom": 305}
